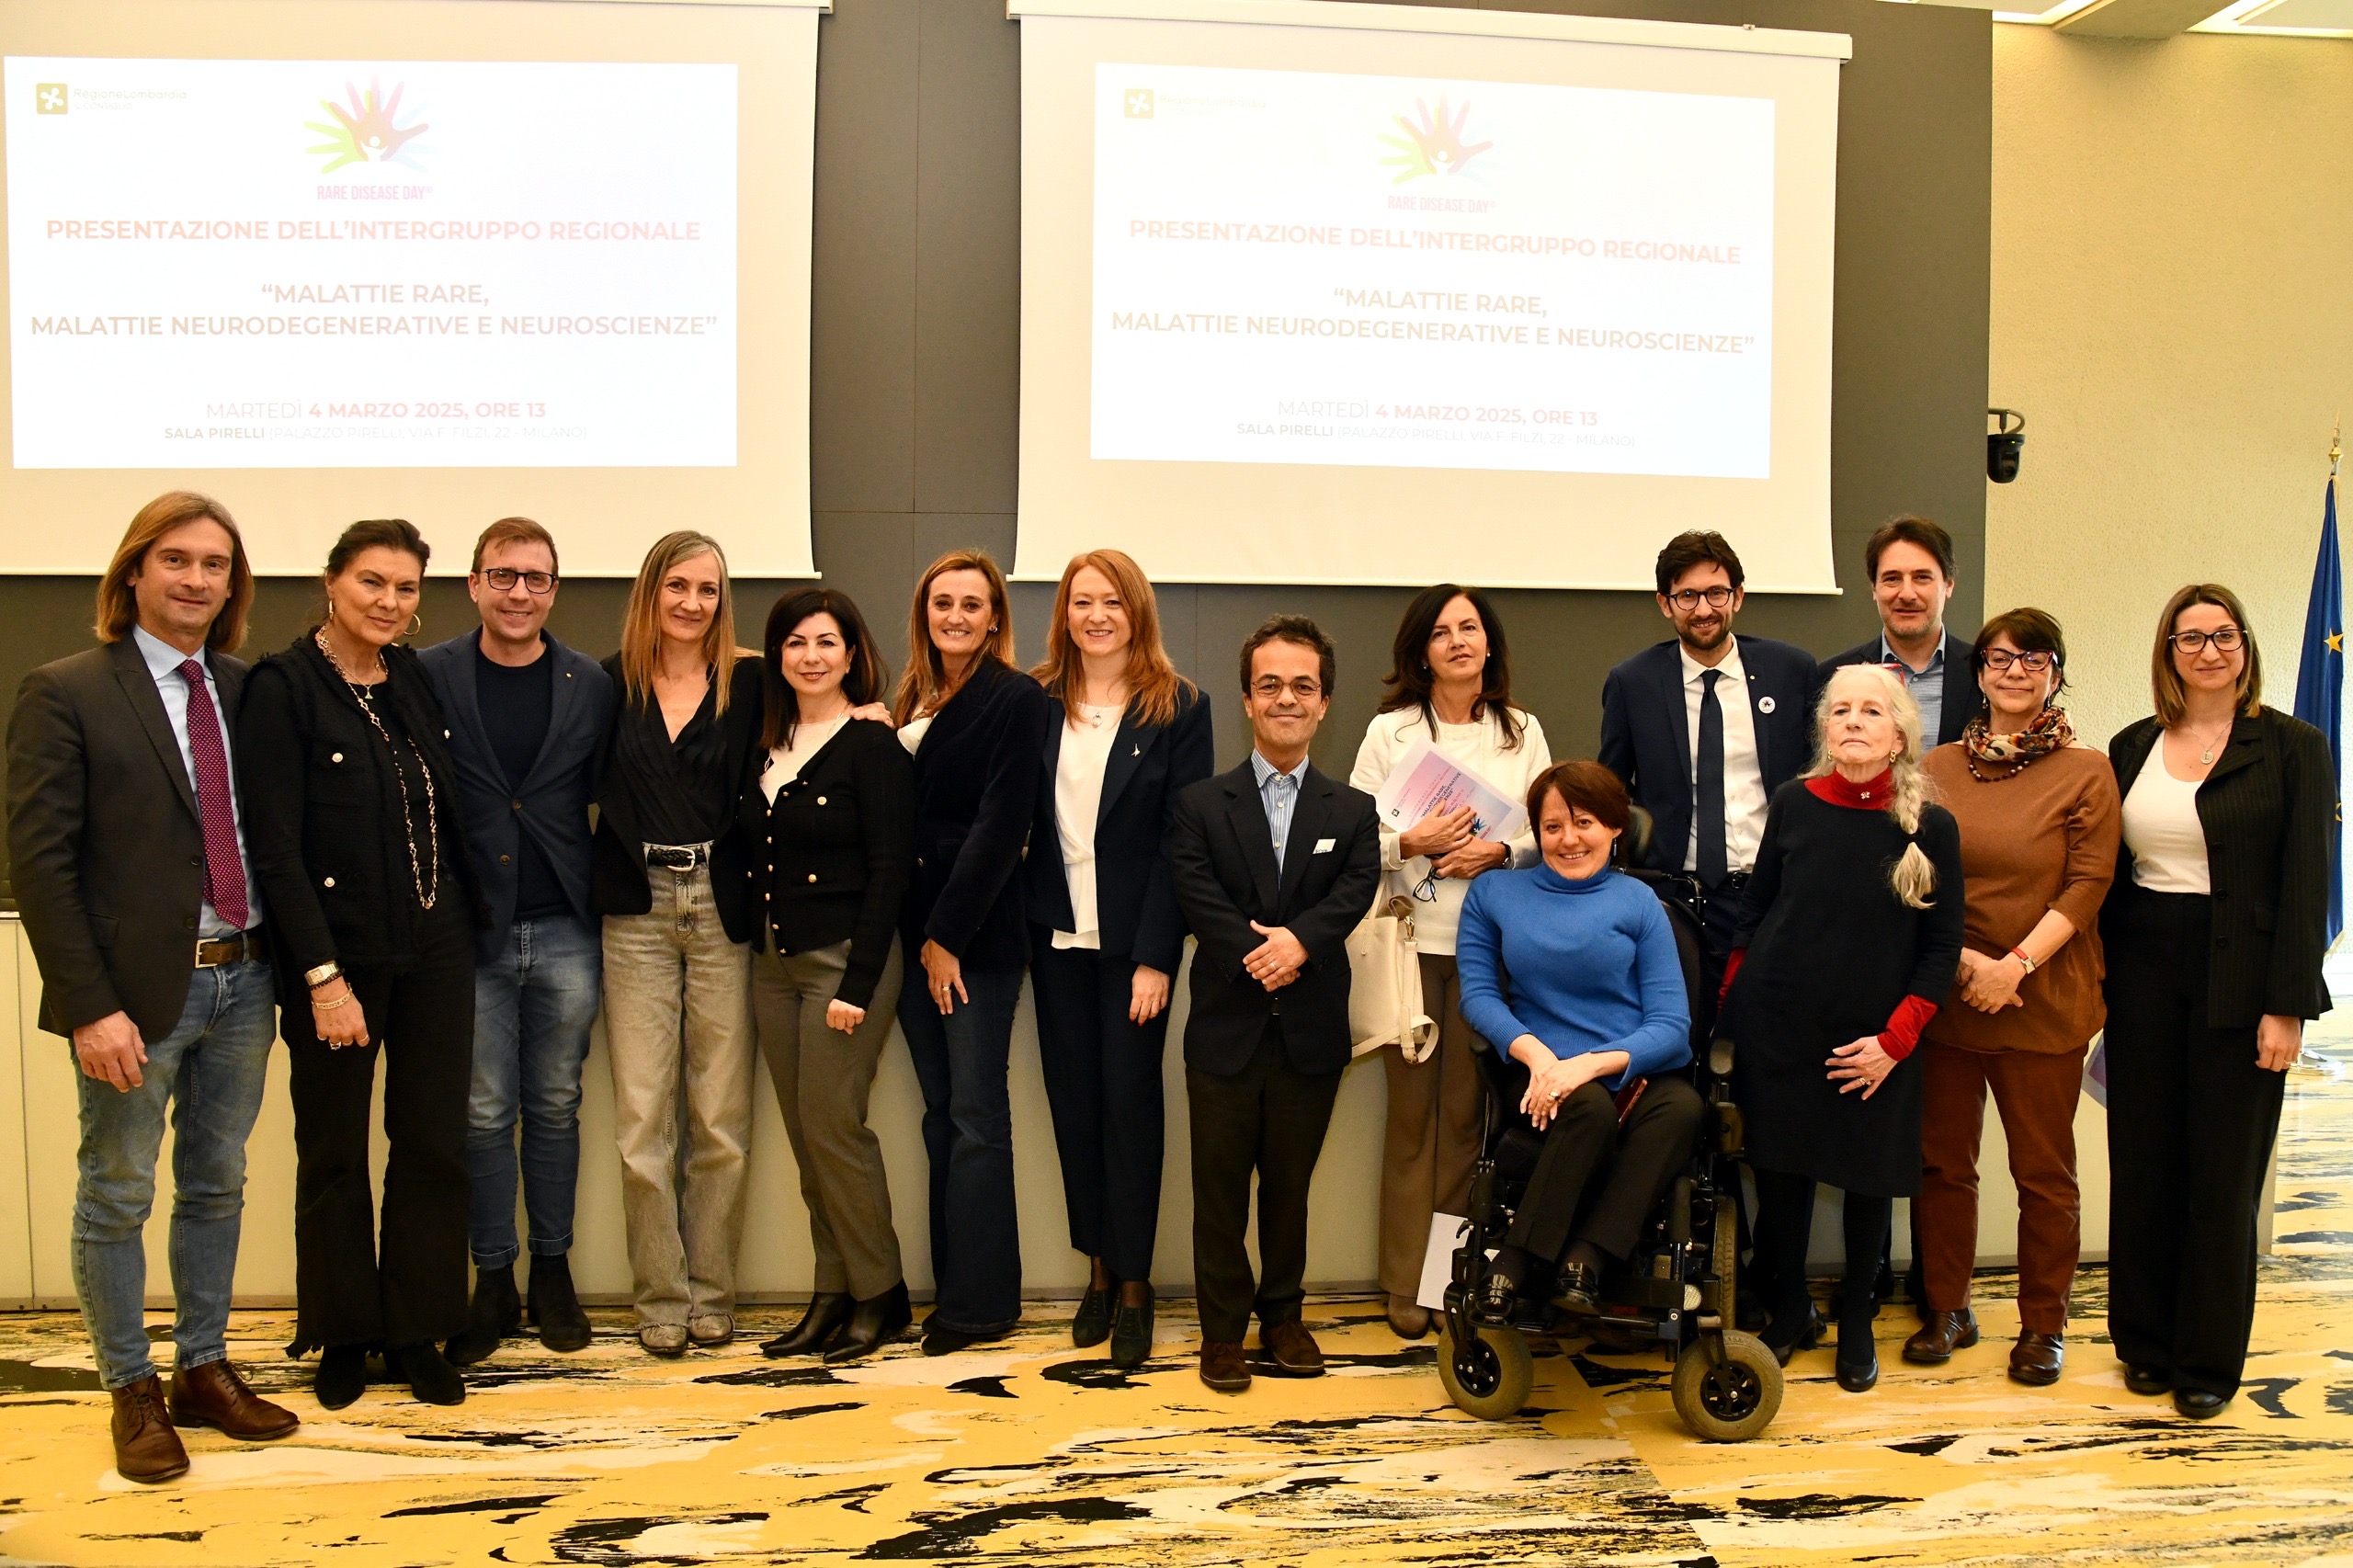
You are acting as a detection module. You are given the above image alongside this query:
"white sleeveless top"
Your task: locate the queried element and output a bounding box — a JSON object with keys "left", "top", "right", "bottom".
{"left": 2120, "top": 747, "right": 2211, "bottom": 894}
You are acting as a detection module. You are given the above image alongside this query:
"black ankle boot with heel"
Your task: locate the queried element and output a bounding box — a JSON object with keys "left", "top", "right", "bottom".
{"left": 446, "top": 1264, "right": 522, "bottom": 1367}
{"left": 763, "top": 1292, "right": 853, "bottom": 1358}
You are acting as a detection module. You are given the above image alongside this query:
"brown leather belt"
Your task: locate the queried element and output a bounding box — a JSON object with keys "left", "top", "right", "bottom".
{"left": 196, "top": 928, "right": 265, "bottom": 968}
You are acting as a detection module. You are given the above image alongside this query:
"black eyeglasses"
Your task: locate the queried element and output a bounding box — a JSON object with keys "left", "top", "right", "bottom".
{"left": 1981, "top": 649, "right": 2055, "bottom": 673}
{"left": 2167, "top": 627, "right": 2244, "bottom": 653}
{"left": 481, "top": 567, "right": 556, "bottom": 595}
{"left": 1665, "top": 586, "right": 1734, "bottom": 610}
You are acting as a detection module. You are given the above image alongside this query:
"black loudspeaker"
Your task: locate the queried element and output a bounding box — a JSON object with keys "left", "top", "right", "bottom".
{"left": 1987, "top": 408, "right": 2026, "bottom": 483}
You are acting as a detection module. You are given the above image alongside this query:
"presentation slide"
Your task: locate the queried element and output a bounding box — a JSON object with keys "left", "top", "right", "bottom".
{"left": 1091, "top": 62, "right": 1774, "bottom": 480}
{"left": 5, "top": 56, "right": 737, "bottom": 471}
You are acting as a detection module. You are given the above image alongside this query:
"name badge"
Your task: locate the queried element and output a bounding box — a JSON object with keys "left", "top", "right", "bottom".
{"left": 1313, "top": 837, "right": 1336, "bottom": 854}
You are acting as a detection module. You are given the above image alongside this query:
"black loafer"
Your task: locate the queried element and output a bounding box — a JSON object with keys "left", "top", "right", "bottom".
{"left": 2175, "top": 1388, "right": 2229, "bottom": 1420}
{"left": 1108, "top": 1289, "right": 1154, "bottom": 1370}
{"left": 763, "top": 1292, "right": 853, "bottom": 1358}
{"left": 1472, "top": 1268, "right": 1520, "bottom": 1329}
{"left": 1072, "top": 1284, "right": 1112, "bottom": 1349}
{"left": 921, "top": 1321, "right": 999, "bottom": 1357}
{"left": 1836, "top": 1322, "right": 1879, "bottom": 1393}
{"left": 2124, "top": 1364, "right": 2173, "bottom": 1396}
{"left": 1553, "top": 1261, "right": 1600, "bottom": 1315}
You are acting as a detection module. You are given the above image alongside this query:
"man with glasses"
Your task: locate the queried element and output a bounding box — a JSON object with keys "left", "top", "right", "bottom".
{"left": 420, "top": 517, "right": 616, "bottom": 1364}
{"left": 1822, "top": 515, "right": 1979, "bottom": 747}
{"left": 1600, "top": 531, "right": 1822, "bottom": 986}
{"left": 1170, "top": 615, "right": 1381, "bottom": 1392}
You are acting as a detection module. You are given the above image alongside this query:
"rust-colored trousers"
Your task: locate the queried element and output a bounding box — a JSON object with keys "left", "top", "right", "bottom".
{"left": 1916, "top": 1039, "right": 2087, "bottom": 1335}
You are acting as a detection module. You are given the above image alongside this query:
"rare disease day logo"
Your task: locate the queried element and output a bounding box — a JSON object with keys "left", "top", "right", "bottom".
{"left": 305, "top": 76, "right": 428, "bottom": 173}
{"left": 1377, "top": 96, "right": 1492, "bottom": 184}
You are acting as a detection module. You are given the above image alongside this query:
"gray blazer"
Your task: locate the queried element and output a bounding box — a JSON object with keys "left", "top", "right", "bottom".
{"left": 7, "top": 637, "right": 251, "bottom": 1041}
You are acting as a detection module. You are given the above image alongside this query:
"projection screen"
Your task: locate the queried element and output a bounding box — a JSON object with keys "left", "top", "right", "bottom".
{"left": 1013, "top": 0, "right": 1849, "bottom": 591}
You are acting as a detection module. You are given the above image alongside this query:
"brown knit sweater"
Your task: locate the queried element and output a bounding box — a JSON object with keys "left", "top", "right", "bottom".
{"left": 1921, "top": 741, "right": 2121, "bottom": 1054}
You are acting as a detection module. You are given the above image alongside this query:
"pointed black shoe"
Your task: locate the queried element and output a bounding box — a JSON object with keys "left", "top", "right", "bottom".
{"left": 1071, "top": 1282, "right": 1113, "bottom": 1348}
{"left": 529, "top": 1253, "right": 594, "bottom": 1352}
{"left": 1108, "top": 1288, "right": 1155, "bottom": 1370}
{"left": 445, "top": 1263, "right": 521, "bottom": 1368}
{"left": 825, "top": 1284, "right": 915, "bottom": 1365}
{"left": 389, "top": 1342, "right": 467, "bottom": 1406}
{"left": 1759, "top": 1304, "right": 1823, "bottom": 1367}
{"left": 762, "top": 1292, "right": 853, "bottom": 1358}
{"left": 314, "top": 1346, "right": 369, "bottom": 1411}
{"left": 1836, "top": 1309, "right": 1880, "bottom": 1393}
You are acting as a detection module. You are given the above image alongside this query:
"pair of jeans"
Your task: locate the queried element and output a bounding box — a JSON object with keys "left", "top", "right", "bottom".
{"left": 72, "top": 957, "right": 276, "bottom": 1389}
{"left": 899, "top": 960, "right": 1026, "bottom": 1335}
{"left": 1029, "top": 942, "right": 1171, "bottom": 1285}
{"left": 602, "top": 865, "right": 756, "bottom": 1327}
{"left": 467, "top": 914, "right": 602, "bottom": 1269}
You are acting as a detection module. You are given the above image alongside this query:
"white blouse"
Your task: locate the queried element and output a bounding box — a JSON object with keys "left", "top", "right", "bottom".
{"left": 1049, "top": 702, "right": 1126, "bottom": 950}
{"left": 2120, "top": 747, "right": 2212, "bottom": 894}
{"left": 896, "top": 713, "right": 934, "bottom": 757}
{"left": 759, "top": 713, "right": 847, "bottom": 803}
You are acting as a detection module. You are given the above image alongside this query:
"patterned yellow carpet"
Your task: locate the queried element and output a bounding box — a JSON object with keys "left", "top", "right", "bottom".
{"left": 5, "top": 1045, "right": 2349, "bottom": 1566}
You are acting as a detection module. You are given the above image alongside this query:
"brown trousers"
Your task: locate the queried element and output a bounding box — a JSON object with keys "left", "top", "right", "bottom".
{"left": 1377, "top": 954, "right": 1484, "bottom": 1299}
{"left": 1917, "top": 1039, "right": 2087, "bottom": 1335}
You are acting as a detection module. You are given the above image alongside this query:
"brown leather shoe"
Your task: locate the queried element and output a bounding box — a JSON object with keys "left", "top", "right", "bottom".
{"left": 1902, "top": 1308, "right": 1979, "bottom": 1366}
{"left": 1386, "top": 1294, "right": 1432, "bottom": 1340}
{"left": 110, "top": 1375, "right": 189, "bottom": 1483}
{"left": 1261, "top": 1318, "right": 1325, "bottom": 1376}
{"left": 1199, "top": 1339, "right": 1251, "bottom": 1392}
{"left": 2008, "top": 1331, "right": 2065, "bottom": 1386}
{"left": 169, "top": 1359, "right": 299, "bottom": 1440}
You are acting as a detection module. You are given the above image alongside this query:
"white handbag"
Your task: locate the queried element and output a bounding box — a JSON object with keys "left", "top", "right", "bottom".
{"left": 1347, "top": 894, "right": 1437, "bottom": 1062}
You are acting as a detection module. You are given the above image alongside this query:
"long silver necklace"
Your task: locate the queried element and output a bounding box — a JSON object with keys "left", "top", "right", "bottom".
{"left": 314, "top": 627, "right": 440, "bottom": 909}
{"left": 2187, "top": 719, "right": 2234, "bottom": 767}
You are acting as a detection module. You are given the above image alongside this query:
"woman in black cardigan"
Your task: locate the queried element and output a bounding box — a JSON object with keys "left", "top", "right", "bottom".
{"left": 1024, "top": 550, "right": 1213, "bottom": 1369}
{"left": 745, "top": 587, "right": 917, "bottom": 1365}
{"left": 2104, "top": 583, "right": 2333, "bottom": 1420}
{"left": 239, "top": 519, "right": 483, "bottom": 1409}
{"left": 893, "top": 549, "right": 1051, "bottom": 1354}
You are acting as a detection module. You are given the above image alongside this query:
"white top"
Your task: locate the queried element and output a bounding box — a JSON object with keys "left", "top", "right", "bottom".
{"left": 1350, "top": 705, "right": 1552, "bottom": 955}
{"left": 1681, "top": 635, "right": 1768, "bottom": 875}
{"left": 1050, "top": 703, "right": 1126, "bottom": 949}
{"left": 2121, "top": 746, "right": 2212, "bottom": 894}
{"left": 897, "top": 713, "right": 934, "bottom": 756}
{"left": 759, "top": 713, "right": 848, "bottom": 803}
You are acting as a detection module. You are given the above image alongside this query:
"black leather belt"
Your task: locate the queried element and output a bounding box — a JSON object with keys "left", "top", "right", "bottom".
{"left": 644, "top": 843, "right": 712, "bottom": 871}
{"left": 196, "top": 927, "right": 264, "bottom": 968}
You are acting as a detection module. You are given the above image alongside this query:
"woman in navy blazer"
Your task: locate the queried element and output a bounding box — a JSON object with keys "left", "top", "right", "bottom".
{"left": 1024, "top": 550, "right": 1213, "bottom": 1369}
{"left": 893, "top": 549, "right": 1052, "bottom": 1354}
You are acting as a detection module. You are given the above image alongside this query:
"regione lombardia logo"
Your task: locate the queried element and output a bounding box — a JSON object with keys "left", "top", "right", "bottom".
{"left": 305, "top": 77, "right": 429, "bottom": 173}
{"left": 1378, "top": 97, "right": 1492, "bottom": 184}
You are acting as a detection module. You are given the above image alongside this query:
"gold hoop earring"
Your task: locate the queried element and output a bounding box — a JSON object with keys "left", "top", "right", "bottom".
{"left": 407, "top": 613, "right": 423, "bottom": 637}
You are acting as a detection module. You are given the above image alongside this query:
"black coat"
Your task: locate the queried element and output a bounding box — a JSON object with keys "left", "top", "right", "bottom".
{"left": 739, "top": 715, "right": 915, "bottom": 1010}
{"left": 1597, "top": 635, "right": 1823, "bottom": 875}
{"left": 416, "top": 630, "right": 615, "bottom": 960}
{"left": 590, "top": 654, "right": 764, "bottom": 944}
{"left": 1023, "top": 683, "right": 1215, "bottom": 973}
{"left": 1169, "top": 759, "right": 1382, "bottom": 1076}
{"left": 1821, "top": 632, "right": 1980, "bottom": 748}
{"left": 8, "top": 638, "right": 253, "bottom": 1042}
{"left": 902, "top": 658, "right": 1053, "bottom": 971}
{"left": 237, "top": 634, "right": 484, "bottom": 994}
{"left": 2105, "top": 708, "right": 2335, "bottom": 1028}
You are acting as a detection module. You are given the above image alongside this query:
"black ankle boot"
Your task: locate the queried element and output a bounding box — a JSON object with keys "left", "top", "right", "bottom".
{"left": 529, "top": 1254, "right": 593, "bottom": 1352}
{"left": 390, "top": 1342, "right": 466, "bottom": 1405}
{"left": 444, "top": 1264, "right": 521, "bottom": 1368}
{"left": 824, "top": 1284, "right": 914, "bottom": 1365}
{"left": 1836, "top": 1304, "right": 1880, "bottom": 1393}
{"left": 1760, "top": 1303, "right": 1823, "bottom": 1367}
{"left": 763, "top": 1292, "right": 854, "bottom": 1358}
{"left": 314, "top": 1345, "right": 369, "bottom": 1410}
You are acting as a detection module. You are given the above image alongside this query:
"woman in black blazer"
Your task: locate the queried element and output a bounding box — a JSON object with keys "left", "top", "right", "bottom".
{"left": 239, "top": 519, "right": 483, "bottom": 1410}
{"left": 893, "top": 549, "right": 1051, "bottom": 1355}
{"left": 744, "top": 587, "right": 918, "bottom": 1366}
{"left": 1024, "top": 550, "right": 1213, "bottom": 1369}
{"left": 2103, "top": 583, "right": 2333, "bottom": 1420}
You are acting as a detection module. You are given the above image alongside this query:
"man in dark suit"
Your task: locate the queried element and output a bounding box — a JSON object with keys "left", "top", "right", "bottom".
{"left": 7, "top": 494, "right": 299, "bottom": 1483}
{"left": 418, "top": 518, "right": 616, "bottom": 1366}
{"left": 1598, "top": 531, "right": 1823, "bottom": 983}
{"left": 1170, "top": 615, "right": 1381, "bottom": 1392}
{"left": 1819, "top": 515, "right": 1979, "bottom": 748}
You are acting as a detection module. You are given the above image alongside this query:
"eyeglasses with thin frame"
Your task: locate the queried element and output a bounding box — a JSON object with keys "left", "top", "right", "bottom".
{"left": 1250, "top": 676, "right": 1324, "bottom": 701}
{"left": 1665, "top": 585, "right": 1734, "bottom": 610}
{"left": 1981, "top": 649, "right": 2056, "bottom": 673}
{"left": 481, "top": 566, "right": 556, "bottom": 595}
{"left": 2167, "top": 626, "right": 2244, "bottom": 654}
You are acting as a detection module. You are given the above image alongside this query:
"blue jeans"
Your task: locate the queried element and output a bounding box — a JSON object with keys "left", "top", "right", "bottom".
{"left": 467, "top": 915, "right": 601, "bottom": 1269}
{"left": 899, "top": 961, "right": 1025, "bottom": 1334}
{"left": 72, "top": 958, "right": 275, "bottom": 1389}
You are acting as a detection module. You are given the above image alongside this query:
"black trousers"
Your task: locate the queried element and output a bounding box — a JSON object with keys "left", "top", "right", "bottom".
{"left": 285, "top": 900, "right": 476, "bottom": 1353}
{"left": 1031, "top": 943, "right": 1173, "bottom": 1283}
{"left": 1186, "top": 1021, "right": 1342, "bottom": 1344}
{"left": 1502, "top": 1073, "right": 1704, "bottom": 1264}
{"left": 2104, "top": 890, "right": 2289, "bottom": 1399}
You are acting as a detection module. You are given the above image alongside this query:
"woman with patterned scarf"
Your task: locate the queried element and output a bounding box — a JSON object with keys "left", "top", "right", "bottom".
{"left": 1909, "top": 608, "right": 2120, "bottom": 1387}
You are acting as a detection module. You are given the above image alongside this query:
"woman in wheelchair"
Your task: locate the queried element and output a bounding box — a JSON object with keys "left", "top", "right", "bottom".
{"left": 1454, "top": 761, "right": 1701, "bottom": 1324}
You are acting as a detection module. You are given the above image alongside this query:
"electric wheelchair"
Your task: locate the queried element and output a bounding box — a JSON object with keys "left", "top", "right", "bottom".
{"left": 1433, "top": 812, "right": 1782, "bottom": 1442}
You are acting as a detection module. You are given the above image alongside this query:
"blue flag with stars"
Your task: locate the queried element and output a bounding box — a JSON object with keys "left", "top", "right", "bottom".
{"left": 2293, "top": 473, "right": 2343, "bottom": 944}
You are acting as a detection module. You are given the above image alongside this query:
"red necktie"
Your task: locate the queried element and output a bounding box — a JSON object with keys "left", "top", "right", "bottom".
{"left": 178, "top": 658, "right": 251, "bottom": 931}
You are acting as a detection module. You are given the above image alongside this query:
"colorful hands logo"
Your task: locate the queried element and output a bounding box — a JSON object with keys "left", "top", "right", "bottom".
{"left": 1377, "top": 97, "right": 1492, "bottom": 185}
{"left": 305, "top": 77, "right": 428, "bottom": 174}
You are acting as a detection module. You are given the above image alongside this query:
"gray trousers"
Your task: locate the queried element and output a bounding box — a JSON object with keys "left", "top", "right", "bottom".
{"left": 602, "top": 865, "right": 756, "bottom": 1326}
{"left": 753, "top": 938, "right": 906, "bottom": 1300}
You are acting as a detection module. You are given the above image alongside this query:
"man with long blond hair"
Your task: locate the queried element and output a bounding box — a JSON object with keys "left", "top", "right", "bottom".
{"left": 7, "top": 492, "right": 298, "bottom": 1482}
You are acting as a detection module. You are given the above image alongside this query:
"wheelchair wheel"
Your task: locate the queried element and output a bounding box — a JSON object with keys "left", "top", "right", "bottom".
{"left": 1438, "top": 1317, "right": 1533, "bottom": 1421}
{"left": 1671, "top": 1330, "right": 1781, "bottom": 1442}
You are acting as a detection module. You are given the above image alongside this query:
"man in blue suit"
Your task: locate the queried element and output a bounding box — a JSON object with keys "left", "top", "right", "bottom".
{"left": 1598, "top": 531, "right": 1823, "bottom": 985}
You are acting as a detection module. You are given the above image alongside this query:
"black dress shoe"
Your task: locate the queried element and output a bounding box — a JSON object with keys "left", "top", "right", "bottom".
{"left": 2175, "top": 1388, "right": 2229, "bottom": 1420}
{"left": 921, "top": 1320, "right": 999, "bottom": 1357}
{"left": 1472, "top": 1267, "right": 1520, "bottom": 1328}
{"left": 388, "top": 1342, "right": 466, "bottom": 1406}
{"left": 763, "top": 1292, "right": 853, "bottom": 1358}
{"left": 2124, "top": 1364, "right": 2173, "bottom": 1396}
{"left": 314, "top": 1346, "right": 369, "bottom": 1411}
{"left": 529, "top": 1254, "right": 594, "bottom": 1353}
{"left": 1108, "top": 1289, "right": 1154, "bottom": 1370}
{"left": 1072, "top": 1283, "right": 1112, "bottom": 1348}
{"left": 1759, "top": 1306, "right": 1823, "bottom": 1367}
{"left": 1836, "top": 1313, "right": 1880, "bottom": 1393}
{"left": 1553, "top": 1261, "right": 1600, "bottom": 1315}
{"left": 446, "top": 1263, "right": 522, "bottom": 1368}
{"left": 825, "top": 1284, "right": 914, "bottom": 1365}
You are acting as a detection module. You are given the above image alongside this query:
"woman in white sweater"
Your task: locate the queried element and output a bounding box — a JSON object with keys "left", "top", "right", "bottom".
{"left": 1350, "top": 585, "right": 1552, "bottom": 1339}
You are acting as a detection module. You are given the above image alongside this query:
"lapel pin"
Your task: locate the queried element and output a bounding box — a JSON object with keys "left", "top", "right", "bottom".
{"left": 1758, "top": 696, "right": 1777, "bottom": 714}
{"left": 1132, "top": 744, "right": 1142, "bottom": 756}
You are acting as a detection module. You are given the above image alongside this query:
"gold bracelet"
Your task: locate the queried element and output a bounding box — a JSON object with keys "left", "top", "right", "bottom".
{"left": 314, "top": 992, "right": 352, "bottom": 1010}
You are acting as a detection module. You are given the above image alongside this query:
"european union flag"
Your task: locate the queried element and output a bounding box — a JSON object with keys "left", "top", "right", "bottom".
{"left": 2293, "top": 471, "right": 2343, "bottom": 944}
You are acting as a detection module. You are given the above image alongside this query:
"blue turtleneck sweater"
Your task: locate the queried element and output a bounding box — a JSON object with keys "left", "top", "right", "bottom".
{"left": 1455, "top": 863, "right": 1691, "bottom": 1090}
